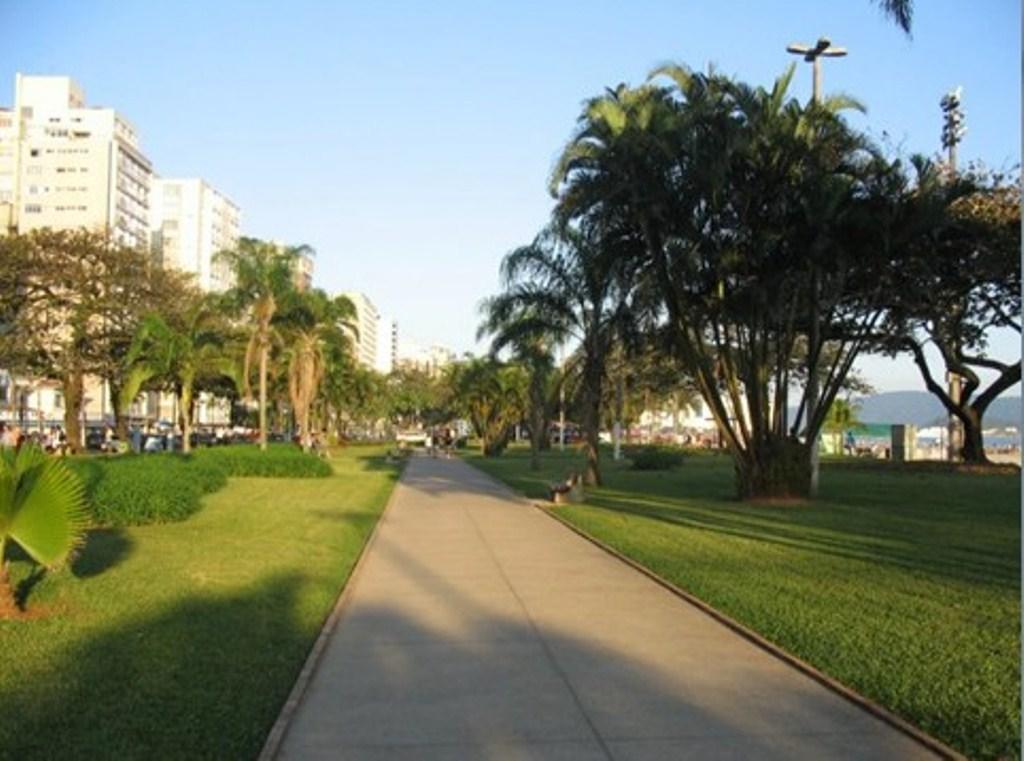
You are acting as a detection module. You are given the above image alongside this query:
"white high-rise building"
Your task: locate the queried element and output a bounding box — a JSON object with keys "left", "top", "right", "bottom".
{"left": 0, "top": 74, "right": 152, "bottom": 248}
{"left": 342, "top": 292, "right": 380, "bottom": 369}
{"left": 397, "top": 341, "right": 456, "bottom": 378}
{"left": 373, "top": 317, "right": 398, "bottom": 374}
{"left": 150, "top": 178, "right": 240, "bottom": 292}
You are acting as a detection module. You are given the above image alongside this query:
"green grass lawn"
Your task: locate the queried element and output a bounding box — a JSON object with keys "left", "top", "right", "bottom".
{"left": 469, "top": 446, "right": 1021, "bottom": 760}
{"left": 0, "top": 445, "right": 400, "bottom": 760}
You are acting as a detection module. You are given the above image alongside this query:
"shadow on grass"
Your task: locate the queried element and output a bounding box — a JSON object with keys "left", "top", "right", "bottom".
{"left": 472, "top": 450, "right": 1020, "bottom": 589}
{"left": 581, "top": 492, "right": 1017, "bottom": 587}
{"left": 0, "top": 573, "right": 317, "bottom": 760}
{"left": 72, "top": 529, "right": 134, "bottom": 579}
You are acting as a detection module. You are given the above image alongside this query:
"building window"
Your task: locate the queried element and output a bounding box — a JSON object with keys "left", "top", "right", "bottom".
{"left": 54, "top": 391, "right": 64, "bottom": 408}
{"left": 29, "top": 148, "right": 39, "bottom": 157}
{"left": 24, "top": 204, "right": 41, "bottom": 213}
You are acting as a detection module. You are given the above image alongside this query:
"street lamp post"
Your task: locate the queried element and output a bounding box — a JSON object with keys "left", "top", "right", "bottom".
{"left": 940, "top": 87, "right": 967, "bottom": 462}
{"left": 786, "top": 37, "right": 847, "bottom": 496}
{"left": 786, "top": 37, "right": 848, "bottom": 105}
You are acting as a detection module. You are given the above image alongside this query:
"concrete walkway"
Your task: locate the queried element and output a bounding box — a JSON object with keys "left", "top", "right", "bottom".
{"left": 274, "top": 454, "right": 937, "bottom": 761}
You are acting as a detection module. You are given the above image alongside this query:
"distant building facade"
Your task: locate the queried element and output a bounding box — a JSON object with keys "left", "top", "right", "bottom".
{"left": 150, "top": 178, "right": 239, "bottom": 292}
{"left": 293, "top": 251, "right": 314, "bottom": 291}
{"left": 0, "top": 74, "right": 238, "bottom": 433}
{"left": 397, "top": 342, "right": 456, "bottom": 378}
{"left": 342, "top": 292, "right": 380, "bottom": 369}
{"left": 0, "top": 74, "right": 152, "bottom": 248}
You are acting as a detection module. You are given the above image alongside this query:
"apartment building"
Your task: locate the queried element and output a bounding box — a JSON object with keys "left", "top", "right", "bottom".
{"left": 150, "top": 178, "right": 240, "bottom": 292}
{"left": 342, "top": 292, "right": 380, "bottom": 369}
{"left": 0, "top": 74, "right": 151, "bottom": 248}
{"left": 397, "top": 343, "right": 456, "bottom": 378}
{"left": 375, "top": 319, "right": 398, "bottom": 375}
{"left": 293, "top": 251, "right": 314, "bottom": 291}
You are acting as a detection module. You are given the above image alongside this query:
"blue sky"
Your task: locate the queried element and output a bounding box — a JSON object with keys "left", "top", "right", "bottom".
{"left": 2, "top": 0, "right": 1019, "bottom": 393}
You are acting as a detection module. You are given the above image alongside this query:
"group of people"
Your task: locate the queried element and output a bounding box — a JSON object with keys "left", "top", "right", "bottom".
{"left": 0, "top": 422, "right": 70, "bottom": 455}
{"left": 427, "top": 427, "right": 455, "bottom": 458}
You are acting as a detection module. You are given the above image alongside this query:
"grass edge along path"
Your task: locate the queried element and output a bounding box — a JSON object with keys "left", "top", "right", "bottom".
{"left": 0, "top": 445, "right": 401, "bottom": 760}
{"left": 466, "top": 448, "right": 1020, "bottom": 761}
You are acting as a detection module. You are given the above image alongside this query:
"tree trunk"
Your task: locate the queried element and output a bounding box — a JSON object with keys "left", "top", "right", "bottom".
{"left": 62, "top": 369, "right": 84, "bottom": 454}
{"left": 179, "top": 384, "right": 193, "bottom": 454}
{"left": 0, "top": 537, "right": 18, "bottom": 618}
{"left": 529, "top": 405, "right": 542, "bottom": 471}
{"left": 109, "top": 379, "right": 129, "bottom": 441}
{"left": 258, "top": 341, "right": 268, "bottom": 451}
{"left": 959, "top": 406, "right": 988, "bottom": 464}
{"left": 582, "top": 360, "right": 602, "bottom": 487}
{"left": 734, "top": 436, "right": 811, "bottom": 500}
{"left": 529, "top": 377, "right": 545, "bottom": 471}
{"left": 613, "top": 374, "right": 624, "bottom": 461}
{"left": 300, "top": 402, "right": 311, "bottom": 452}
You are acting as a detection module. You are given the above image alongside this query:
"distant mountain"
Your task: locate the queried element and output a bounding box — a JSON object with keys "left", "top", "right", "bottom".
{"left": 852, "top": 391, "right": 1021, "bottom": 428}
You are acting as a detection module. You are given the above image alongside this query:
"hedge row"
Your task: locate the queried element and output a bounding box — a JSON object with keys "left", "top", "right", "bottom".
{"left": 191, "top": 445, "right": 333, "bottom": 478}
{"left": 624, "top": 445, "right": 686, "bottom": 471}
{"left": 68, "top": 444, "right": 332, "bottom": 527}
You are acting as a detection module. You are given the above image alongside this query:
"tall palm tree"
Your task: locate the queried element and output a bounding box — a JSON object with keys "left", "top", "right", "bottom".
{"left": 217, "top": 238, "right": 308, "bottom": 451}
{"left": 483, "top": 226, "right": 637, "bottom": 486}
{"left": 478, "top": 310, "right": 554, "bottom": 471}
{"left": 0, "top": 446, "right": 88, "bottom": 617}
{"left": 552, "top": 66, "right": 894, "bottom": 499}
{"left": 277, "top": 290, "right": 357, "bottom": 451}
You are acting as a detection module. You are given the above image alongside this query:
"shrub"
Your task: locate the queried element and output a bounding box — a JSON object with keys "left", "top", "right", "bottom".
{"left": 68, "top": 454, "right": 226, "bottom": 527}
{"left": 625, "top": 445, "right": 686, "bottom": 471}
{"left": 67, "top": 444, "right": 329, "bottom": 527}
{"left": 192, "top": 444, "right": 332, "bottom": 478}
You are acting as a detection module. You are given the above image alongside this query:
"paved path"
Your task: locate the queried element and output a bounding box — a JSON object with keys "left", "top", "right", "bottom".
{"left": 275, "top": 454, "right": 937, "bottom": 761}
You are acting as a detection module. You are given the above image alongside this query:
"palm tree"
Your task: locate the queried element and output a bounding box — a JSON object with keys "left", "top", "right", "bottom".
{"left": 478, "top": 310, "right": 554, "bottom": 471}
{"left": 552, "top": 66, "right": 897, "bottom": 499}
{"left": 127, "top": 301, "right": 231, "bottom": 454}
{"left": 483, "top": 226, "right": 637, "bottom": 486}
{"left": 876, "top": 0, "right": 912, "bottom": 33}
{"left": 450, "top": 358, "right": 527, "bottom": 457}
{"left": 277, "top": 290, "right": 357, "bottom": 451}
{"left": 0, "top": 446, "right": 88, "bottom": 617}
{"left": 217, "top": 238, "right": 307, "bottom": 451}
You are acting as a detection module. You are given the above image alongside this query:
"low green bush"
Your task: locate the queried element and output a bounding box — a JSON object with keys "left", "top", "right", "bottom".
{"left": 68, "top": 444, "right": 330, "bottom": 527}
{"left": 68, "top": 454, "right": 226, "bottom": 527}
{"left": 193, "top": 444, "right": 332, "bottom": 478}
{"left": 625, "top": 445, "right": 686, "bottom": 471}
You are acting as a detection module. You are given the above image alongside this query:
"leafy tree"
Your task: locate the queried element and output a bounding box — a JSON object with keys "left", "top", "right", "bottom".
{"left": 326, "top": 362, "right": 387, "bottom": 439}
{"left": 601, "top": 336, "right": 700, "bottom": 446}
{"left": 551, "top": 66, "right": 901, "bottom": 498}
{"left": 217, "top": 238, "right": 307, "bottom": 451}
{"left": 0, "top": 229, "right": 180, "bottom": 452}
{"left": 384, "top": 366, "right": 447, "bottom": 429}
{"left": 882, "top": 161, "right": 1021, "bottom": 462}
{"left": 0, "top": 446, "right": 88, "bottom": 617}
